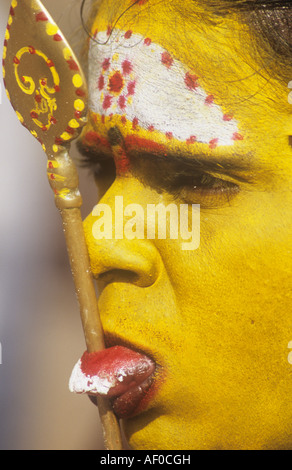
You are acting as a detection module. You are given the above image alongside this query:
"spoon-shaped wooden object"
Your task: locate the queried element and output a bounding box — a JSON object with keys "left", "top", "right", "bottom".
{"left": 2, "top": 0, "right": 123, "bottom": 450}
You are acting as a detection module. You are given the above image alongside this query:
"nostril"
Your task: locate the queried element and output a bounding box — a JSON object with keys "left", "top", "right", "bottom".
{"left": 98, "top": 269, "right": 140, "bottom": 286}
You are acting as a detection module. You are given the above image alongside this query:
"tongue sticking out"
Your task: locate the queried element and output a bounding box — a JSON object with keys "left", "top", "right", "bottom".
{"left": 69, "top": 346, "right": 155, "bottom": 398}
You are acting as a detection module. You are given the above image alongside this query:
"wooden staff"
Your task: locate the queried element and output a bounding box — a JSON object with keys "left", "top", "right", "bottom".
{"left": 2, "top": 0, "right": 123, "bottom": 450}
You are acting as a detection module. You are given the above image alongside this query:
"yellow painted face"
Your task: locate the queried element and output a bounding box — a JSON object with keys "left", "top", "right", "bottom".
{"left": 81, "top": 0, "right": 292, "bottom": 449}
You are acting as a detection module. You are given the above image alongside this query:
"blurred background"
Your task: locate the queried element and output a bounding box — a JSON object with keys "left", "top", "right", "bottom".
{"left": 0, "top": 0, "right": 108, "bottom": 449}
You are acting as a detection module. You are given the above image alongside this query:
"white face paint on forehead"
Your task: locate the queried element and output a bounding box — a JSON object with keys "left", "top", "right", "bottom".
{"left": 88, "top": 29, "right": 242, "bottom": 148}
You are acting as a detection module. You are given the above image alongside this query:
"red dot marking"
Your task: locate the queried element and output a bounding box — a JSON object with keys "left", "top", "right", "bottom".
{"left": 122, "top": 59, "right": 133, "bottom": 75}
{"left": 148, "top": 125, "right": 155, "bottom": 132}
{"left": 186, "top": 135, "right": 197, "bottom": 145}
{"left": 28, "top": 46, "right": 36, "bottom": 54}
{"left": 53, "top": 34, "right": 62, "bottom": 42}
{"left": 35, "top": 94, "right": 42, "bottom": 103}
{"left": 50, "top": 173, "right": 56, "bottom": 180}
{"left": 127, "top": 81, "right": 136, "bottom": 96}
{"left": 98, "top": 75, "right": 105, "bottom": 91}
{"left": 223, "top": 114, "right": 233, "bottom": 121}
{"left": 36, "top": 12, "right": 48, "bottom": 21}
{"left": 166, "top": 132, "right": 173, "bottom": 140}
{"left": 42, "top": 126, "right": 48, "bottom": 132}
{"left": 125, "top": 30, "right": 133, "bottom": 39}
{"left": 50, "top": 117, "right": 57, "bottom": 124}
{"left": 232, "top": 132, "right": 244, "bottom": 141}
{"left": 48, "top": 162, "right": 54, "bottom": 169}
{"left": 116, "top": 154, "right": 131, "bottom": 175}
{"left": 161, "top": 51, "right": 173, "bottom": 68}
{"left": 84, "top": 131, "right": 111, "bottom": 149}
{"left": 66, "top": 126, "right": 75, "bottom": 135}
{"left": 55, "top": 85, "right": 60, "bottom": 92}
{"left": 76, "top": 89, "right": 85, "bottom": 97}
{"left": 209, "top": 138, "right": 218, "bottom": 149}
{"left": 41, "top": 79, "right": 47, "bottom": 86}
{"left": 132, "top": 117, "right": 139, "bottom": 130}
{"left": 13, "top": 56, "right": 20, "bottom": 65}
{"left": 66, "top": 58, "right": 79, "bottom": 71}
{"left": 102, "top": 58, "right": 111, "bottom": 71}
{"left": 47, "top": 59, "right": 55, "bottom": 68}
{"left": 184, "top": 72, "right": 199, "bottom": 91}
{"left": 9, "top": 6, "right": 15, "bottom": 16}
{"left": 118, "top": 95, "right": 126, "bottom": 109}
{"left": 121, "top": 115, "right": 127, "bottom": 125}
{"left": 55, "top": 137, "right": 64, "bottom": 145}
{"left": 30, "top": 111, "right": 38, "bottom": 119}
{"left": 108, "top": 71, "right": 124, "bottom": 94}
{"left": 205, "top": 95, "right": 214, "bottom": 105}
{"left": 125, "top": 135, "right": 167, "bottom": 154}
{"left": 75, "top": 111, "right": 82, "bottom": 119}
{"left": 144, "top": 37, "right": 152, "bottom": 46}
{"left": 103, "top": 94, "right": 113, "bottom": 110}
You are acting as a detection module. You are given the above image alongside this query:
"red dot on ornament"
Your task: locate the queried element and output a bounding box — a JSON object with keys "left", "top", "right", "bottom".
{"left": 66, "top": 58, "right": 79, "bottom": 71}
{"left": 125, "top": 30, "right": 133, "bottom": 39}
{"left": 36, "top": 12, "right": 48, "bottom": 21}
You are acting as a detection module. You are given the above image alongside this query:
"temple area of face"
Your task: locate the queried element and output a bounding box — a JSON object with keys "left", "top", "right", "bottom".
{"left": 84, "top": 0, "right": 292, "bottom": 183}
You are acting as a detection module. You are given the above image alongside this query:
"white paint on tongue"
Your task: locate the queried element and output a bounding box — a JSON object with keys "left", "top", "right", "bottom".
{"left": 69, "top": 359, "right": 115, "bottom": 395}
{"left": 68, "top": 346, "right": 155, "bottom": 397}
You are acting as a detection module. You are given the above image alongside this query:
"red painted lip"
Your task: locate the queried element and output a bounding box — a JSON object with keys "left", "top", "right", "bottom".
{"left": 70, "top": 345, "right": 158, "bottom": 419}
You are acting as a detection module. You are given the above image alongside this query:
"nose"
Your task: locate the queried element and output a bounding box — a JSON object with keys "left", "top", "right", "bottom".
{"left": 83, "top": 179, "right": 162, "bottom": 288}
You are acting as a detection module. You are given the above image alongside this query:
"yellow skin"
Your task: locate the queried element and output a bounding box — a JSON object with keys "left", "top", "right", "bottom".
{"left": 81, "top": 0, "right": 292, "bottom": 449}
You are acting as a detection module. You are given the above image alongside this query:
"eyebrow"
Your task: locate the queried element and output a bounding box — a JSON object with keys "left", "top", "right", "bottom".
{"left": 77, "top": 138, "right": 256, "bottom": 183}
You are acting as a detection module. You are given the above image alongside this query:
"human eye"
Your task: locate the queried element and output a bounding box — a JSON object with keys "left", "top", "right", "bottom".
{"left": 171, "top": 171, "right": 240, "bottom": 207}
